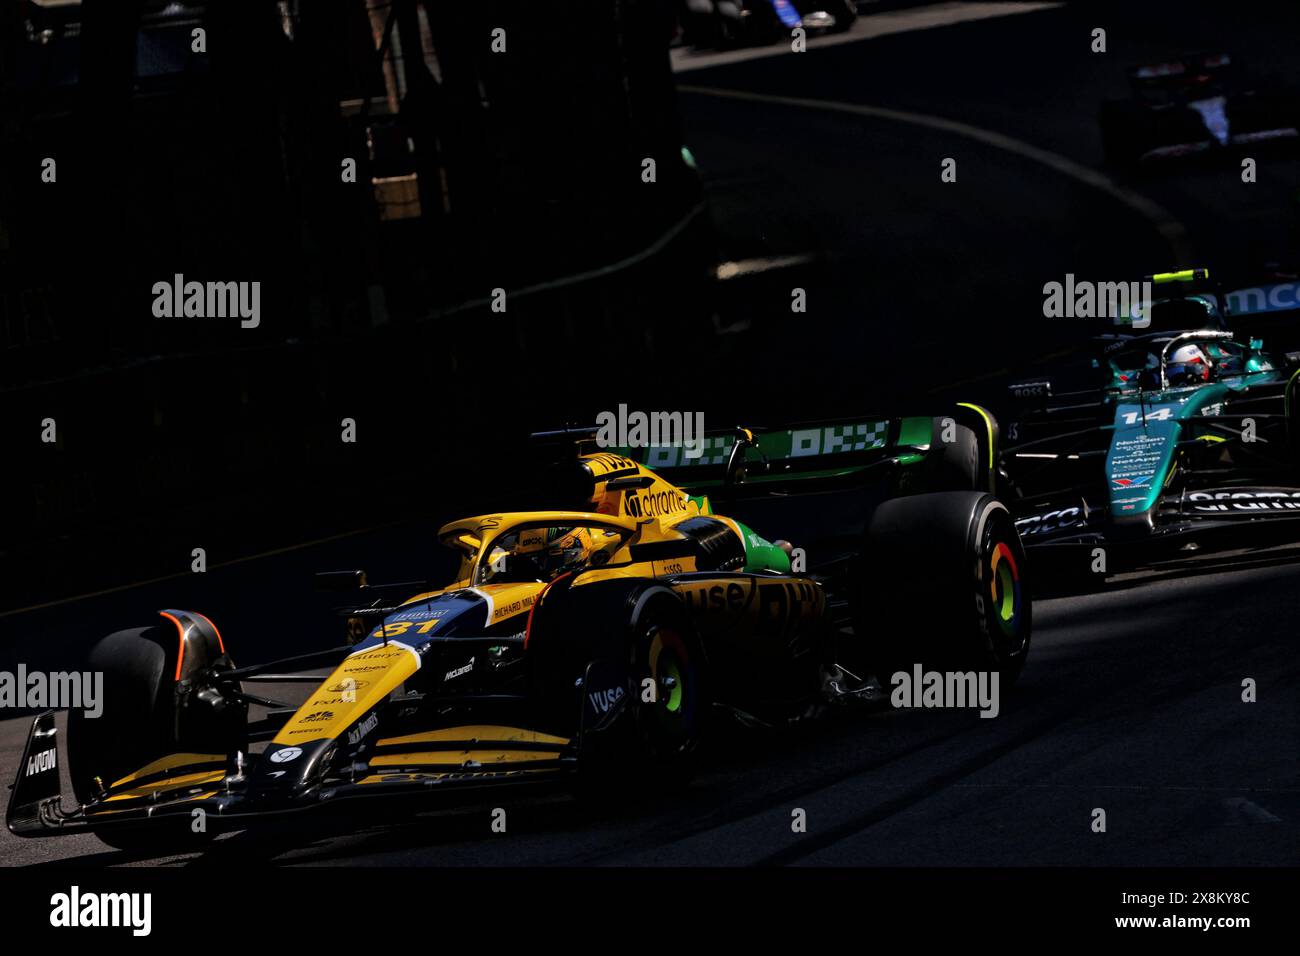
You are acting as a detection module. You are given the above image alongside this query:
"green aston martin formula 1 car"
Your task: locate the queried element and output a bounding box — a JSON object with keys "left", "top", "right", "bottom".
{"left": 997, "top": 268, "right": 1300, "bottom": 577}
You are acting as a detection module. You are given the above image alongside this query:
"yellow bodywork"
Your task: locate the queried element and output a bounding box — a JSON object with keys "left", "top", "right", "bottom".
{"left": 270, "top": 454, "right": 722, "bottom": 750}
{"left": 85, "top": 452, "right": 824, "bottom": 811}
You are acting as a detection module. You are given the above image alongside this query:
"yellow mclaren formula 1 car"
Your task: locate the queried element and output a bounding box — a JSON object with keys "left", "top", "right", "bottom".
{"left": 8, "top": 418, "right": 1030, "bottom": 851}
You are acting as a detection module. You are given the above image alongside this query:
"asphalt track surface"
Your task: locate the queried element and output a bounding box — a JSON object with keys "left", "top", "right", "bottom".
{"left": 2, "top": 1, "right": 1298, "bottom": 866}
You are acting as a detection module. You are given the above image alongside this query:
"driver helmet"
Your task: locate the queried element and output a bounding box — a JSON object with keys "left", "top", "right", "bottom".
{"left": 544, "top": 527, "right": 597, "bottom": 572}
{"left": 1168, "top": 343, "right": 1212, "bottom": 383}
{"left": 487, "top": 527, "right": 611, "bottom": 581}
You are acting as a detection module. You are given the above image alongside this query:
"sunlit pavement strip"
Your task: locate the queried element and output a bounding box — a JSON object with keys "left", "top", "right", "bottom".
{"left": 715, "top": 253, "right": 817, "bottom": 280}
{"left": 679, "top": 84, "right": 1194, "bottom": 263}
{"left": 671, "top": 1, "right": 1063, "bottom": 73}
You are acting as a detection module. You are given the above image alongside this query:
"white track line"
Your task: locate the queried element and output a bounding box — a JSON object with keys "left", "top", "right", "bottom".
{"left": 679, "top": 84, "right": 1193, "bottom": 262}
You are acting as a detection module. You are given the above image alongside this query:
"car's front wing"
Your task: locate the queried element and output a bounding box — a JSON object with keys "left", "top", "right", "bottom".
{"left": 7, "top": 712, "right": 580, "bottom": 839}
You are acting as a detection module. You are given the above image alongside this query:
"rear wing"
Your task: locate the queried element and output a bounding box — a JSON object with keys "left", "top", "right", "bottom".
{"left": 600, "top": 416, "right": 929, "bottom": 492}
{"left": 1122, "top": 267, "right": 1300, "bottom": 333}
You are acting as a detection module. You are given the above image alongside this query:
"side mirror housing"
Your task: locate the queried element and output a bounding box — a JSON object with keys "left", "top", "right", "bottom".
{"left": 315, "top": 570, "right": 368, "bottom": 592}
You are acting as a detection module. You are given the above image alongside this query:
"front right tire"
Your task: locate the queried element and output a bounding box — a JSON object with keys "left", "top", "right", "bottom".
{"left": 67, "top": 626, "right": 177, "bottom": 808}
{"left": 67, "top": 624, "right": 233, "bottom": 853}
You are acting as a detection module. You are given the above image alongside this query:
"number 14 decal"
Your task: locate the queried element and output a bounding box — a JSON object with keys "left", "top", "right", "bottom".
{"left": 1121, "top": 407, "right": 1173, "bottom": 426}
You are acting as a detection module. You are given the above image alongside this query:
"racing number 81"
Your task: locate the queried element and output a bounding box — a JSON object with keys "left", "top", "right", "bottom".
{"left": 369, "top": 619, "right": 440, "bottom": 639}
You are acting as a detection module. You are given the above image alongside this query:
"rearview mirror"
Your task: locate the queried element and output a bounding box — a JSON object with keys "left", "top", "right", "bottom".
{"left": 315, "top": 570, "right": 368, "bottom": 592}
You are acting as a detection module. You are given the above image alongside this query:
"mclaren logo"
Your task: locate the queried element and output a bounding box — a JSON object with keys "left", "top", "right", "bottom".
{"left": 444, "top": 657, "right": 475, "bottom": 682}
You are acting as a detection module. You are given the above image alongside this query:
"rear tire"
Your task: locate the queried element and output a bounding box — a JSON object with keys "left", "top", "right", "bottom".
{"left": 857, "top": 492, "right": 1031, "bottom": 689}
{"left": 531, "top": 582, "right": 709, "bottom": 798}
{"left": 929, "top": 419, "right": 983, "bottom": 492}
{"left": 625, "top": 591, "right": 707, "bottom": 782}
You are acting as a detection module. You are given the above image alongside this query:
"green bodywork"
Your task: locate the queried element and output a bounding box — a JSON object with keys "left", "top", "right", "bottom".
{"left": 688, "top": 496, "right": 790, "bottom": 572}
{"left": 735, "top": 521, "right": 792, "bottom": 573}
{"left": 610, "top": 415, "right": 940, "bottom": 489}
{"left": 1101, "top": 353, "right": 1284, "bottom": 524}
